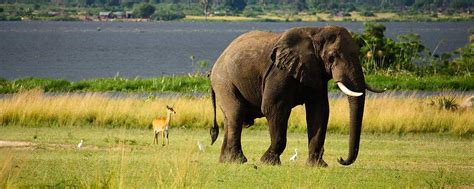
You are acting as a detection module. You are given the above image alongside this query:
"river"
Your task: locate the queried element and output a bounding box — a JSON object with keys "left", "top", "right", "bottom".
{"left": 0, "top": 21, "right": 472, "bottom": 80}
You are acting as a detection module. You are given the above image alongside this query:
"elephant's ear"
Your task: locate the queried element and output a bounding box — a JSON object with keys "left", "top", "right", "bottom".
{"left": 270, "top": 28, "right": 323, "bottom": 89}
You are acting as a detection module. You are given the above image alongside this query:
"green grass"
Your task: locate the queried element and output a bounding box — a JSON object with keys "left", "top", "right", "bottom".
{"left": 1, "top": 74, "right": 473, "bottom": 94}
{"left": 363, "top": 74, "right": 474, "bottom": 91}
{"left": 0, "top": 126, "right": 473, "bottom": 187}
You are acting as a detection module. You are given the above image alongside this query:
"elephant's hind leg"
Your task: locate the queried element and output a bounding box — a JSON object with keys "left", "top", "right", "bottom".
{"left": 220, "top": 113, "right": 247, "bottom": 163}
{"left": 216, "top": 87, "right": 248, "bottom": 163}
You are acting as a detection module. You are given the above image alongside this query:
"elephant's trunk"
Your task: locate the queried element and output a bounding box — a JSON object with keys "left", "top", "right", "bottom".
{"left": 338, "top": 94, "right": 365, "bottom": 166}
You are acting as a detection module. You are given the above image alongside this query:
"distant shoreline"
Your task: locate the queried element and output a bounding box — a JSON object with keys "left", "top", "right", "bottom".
{"left": 3, "top": 11, "right": 474, "bottom": 22}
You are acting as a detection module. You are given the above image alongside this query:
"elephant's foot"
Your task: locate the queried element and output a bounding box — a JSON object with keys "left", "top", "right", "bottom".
{"left": 260, "top": 151, "right": 281, "bottom": 165}
{"left": 307, "top": 158, "right": 328, "bottom": 167}
{"left": 307, "top": 152, "right": 328, "bottom": 167}
{"left": 219, "top": 149, "right": 248, "bottom": 164}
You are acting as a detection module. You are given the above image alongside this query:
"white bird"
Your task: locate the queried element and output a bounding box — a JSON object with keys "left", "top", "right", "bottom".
{"left": 289, "top": 149, "right": 298, "bottom": 162}
{"left": 197, "top": 141, "right": 205, "bottom": 152}
{"left": 77, "top": 139, "right": 83, "bottom": 149}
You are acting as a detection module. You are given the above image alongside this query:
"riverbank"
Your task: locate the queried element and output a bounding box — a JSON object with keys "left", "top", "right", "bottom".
{"left": 184, "top": 12, "right": 474, "bottom": 22}
{"left": 1, "top": 74, "right": 473, "bottom": 94}
{"left": 4, "top": 11, "right": 473, "bottom": 22}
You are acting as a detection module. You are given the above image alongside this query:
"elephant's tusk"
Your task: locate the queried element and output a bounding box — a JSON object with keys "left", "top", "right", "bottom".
{"left": 365, "top": 83, "right": 386, "bottom": 93}
{"left": 336, "top": 82, "right": 363, "bottom": 97}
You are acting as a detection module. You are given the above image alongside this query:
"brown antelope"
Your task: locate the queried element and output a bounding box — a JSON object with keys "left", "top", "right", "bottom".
{"left": 152, "top": 105, "right": 176, "bottom": 146}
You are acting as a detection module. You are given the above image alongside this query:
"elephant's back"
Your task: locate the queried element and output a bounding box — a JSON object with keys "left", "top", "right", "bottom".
{"left": 211, "top": 30, "right": 280, "bottom": 108}
{"left": 213, "top": 30, "right": 280, "bottom": 68}
{"left": 232, "top": 30, "right": 280, "bottom": 44}
{"left": 212, "top": 30, "right": 279, "bottom": 80}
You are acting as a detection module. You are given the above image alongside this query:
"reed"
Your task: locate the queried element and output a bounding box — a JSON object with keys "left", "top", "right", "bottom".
{"left": 0, "top": 90, "right": 472, "bottom": 135}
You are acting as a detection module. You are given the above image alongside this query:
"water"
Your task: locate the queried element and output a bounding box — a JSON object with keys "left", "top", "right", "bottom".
{"left": 0, "top": 21, "right": 472, "bottom": 81}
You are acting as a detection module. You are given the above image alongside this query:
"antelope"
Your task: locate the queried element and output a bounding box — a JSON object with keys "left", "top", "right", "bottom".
{"left": 152, "top": 105, "right": 176, "bottom": 146}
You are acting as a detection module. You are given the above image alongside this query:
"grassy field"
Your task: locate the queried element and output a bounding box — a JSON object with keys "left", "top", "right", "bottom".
{"left": 0, "top": 126, "right": 473, "bottom": 188}
{"left": 0, "top": 90, "right": 473, "bottom": 187}
{"left": 1, "top": 74, "right": 473, "bottom": 93}
{"left": 0, "top": 90, "right": 473, "bottom": 135}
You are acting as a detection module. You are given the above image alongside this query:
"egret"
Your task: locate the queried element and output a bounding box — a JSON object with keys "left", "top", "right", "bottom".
{"left": 77, "top": 139, "right": 83, "bottom": 149}
{"left": 289, "top": 149, "right": 298, "bottom": 162}
{"left": 197, "top": 141, "right": 205, "bottom": 152}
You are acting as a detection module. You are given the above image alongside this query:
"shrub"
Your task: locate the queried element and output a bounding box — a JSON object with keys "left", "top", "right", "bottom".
{"left": 133, "top": 3, "right": 155, "bottom": 18}
{"left": 361, "top": 10, "right": 375, "bottom": 17}
{"left": 352, "top": 23, "right": 426, "bottom": 73}
{"left": 0, "top": 15, "right": 22, "bottom": 21}
{"left": 449, "top": 43, "right": 473, "bottom": 75}
{"left": 152, "top": 10, "right": 185, "bottom": 21}
{"left": 242, "top": 6, "right": 262, "bottom": 17}
{"left": 429, "top": 96, "right": 459, "bottom": 111}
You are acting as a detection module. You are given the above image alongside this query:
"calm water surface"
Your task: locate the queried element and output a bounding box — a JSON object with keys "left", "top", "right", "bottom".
{"left": 0, "top": 21, "right": 472, "bottom": 80}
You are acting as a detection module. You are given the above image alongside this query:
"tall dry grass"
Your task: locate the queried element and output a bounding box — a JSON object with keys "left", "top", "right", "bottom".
{"left": 0, "top": 90, "right": 472, "bottom": 135}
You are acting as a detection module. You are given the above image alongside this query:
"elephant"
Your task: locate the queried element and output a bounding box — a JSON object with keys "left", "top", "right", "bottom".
{"left": 209, "top": 26, "right": 384, "bottom": 167}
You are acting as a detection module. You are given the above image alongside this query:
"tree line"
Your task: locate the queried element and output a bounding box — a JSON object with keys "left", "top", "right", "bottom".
{"left": 1, "top": 0, "right": 472, "bottom": 13}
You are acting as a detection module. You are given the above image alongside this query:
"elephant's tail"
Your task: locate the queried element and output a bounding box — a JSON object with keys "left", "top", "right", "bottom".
{"left": 210, "top": 86, "right": 219, "bottom": 145}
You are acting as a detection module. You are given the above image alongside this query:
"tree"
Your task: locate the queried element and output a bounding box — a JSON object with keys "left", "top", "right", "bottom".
{"left": 108, "top": 0, "right": 120, "bottom": 6}
{"left": 134, "top": 3, "right": 156, "bottom": 18}
{"left": 294, "top": 0, "right": 307, "bottom": 11}
{"left": 224, "top": 0, "right": 246, "bottom": 11}
{"left": 450, "top": 0, "right": 472, "bottom": 9}
{"left": 200, "top": 0, "right": 211, "bottom": 19}
{"left": 85, "top": 0, "right": 95, "bottom": 6}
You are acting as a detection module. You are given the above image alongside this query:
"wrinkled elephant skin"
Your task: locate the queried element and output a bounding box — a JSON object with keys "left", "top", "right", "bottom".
{"left": 209, "top": 26, "right": 383, "bottom": 166}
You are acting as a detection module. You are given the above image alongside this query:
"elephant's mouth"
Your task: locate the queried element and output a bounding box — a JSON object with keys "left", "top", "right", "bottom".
{"left": 336, "top": 82, "right": 386, "bottom": 96}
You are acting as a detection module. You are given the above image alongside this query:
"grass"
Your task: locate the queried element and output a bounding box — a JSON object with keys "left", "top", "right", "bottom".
{"left": 1, "top": 74, "right": 473, "bottom": 93}
{"left": 0, "top": 126, "right": 473, "bottom": 187}
{"left": 0, "top": 75, "right": 210, "bottom": 94}
{"left": 0, "top": 90, "right": 473, "bottom": 135}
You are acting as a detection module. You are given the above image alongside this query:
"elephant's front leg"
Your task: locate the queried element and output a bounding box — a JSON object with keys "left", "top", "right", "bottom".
{"left": 261, "top": 108, "right": 291, "bottom": 165}
{"left": 306, "top": 95, "right": 329, "bottom": 167}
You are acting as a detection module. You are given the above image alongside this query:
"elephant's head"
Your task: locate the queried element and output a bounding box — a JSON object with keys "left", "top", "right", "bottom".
{"left": 271, "top": 26, "right": 384, "bottom": 165}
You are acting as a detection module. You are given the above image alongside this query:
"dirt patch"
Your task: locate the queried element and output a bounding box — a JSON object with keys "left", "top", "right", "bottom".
{"left": 0, "top": 140, "right": 36, "bottom": 148}
{"left": 0, "top": 140, "right": 132, "bottom": 151}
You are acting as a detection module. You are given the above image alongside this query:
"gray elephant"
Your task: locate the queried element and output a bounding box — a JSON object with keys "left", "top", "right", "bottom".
{"left": 209, "top": 26, "right": 384, "bottom": 166}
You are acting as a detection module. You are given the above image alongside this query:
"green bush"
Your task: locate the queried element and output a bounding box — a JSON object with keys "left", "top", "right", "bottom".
{"left": 361, "top": 10, "right": 375, "bottom": 17}
{"left": 152, "top": 9, "right": 185, "bottom": 21}
{"left": 352, "top": 23, "right": 425, "bottom": 73}
{"left": 133, "top": 3, "right": 155, "bottom": 18}
{"left": 450, "top": 43, "right": 473, "bottom": 75}
{"left": 242, "top": 6, "right": 262, "bottom": 17}
{"left": 352, "top": 22, "right": 473, "bottom": 76}
{"left": 0, "top": 15, "right": 22, "bottom": 21}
